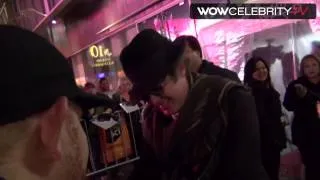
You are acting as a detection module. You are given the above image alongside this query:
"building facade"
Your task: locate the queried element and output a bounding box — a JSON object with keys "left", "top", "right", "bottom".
{"left": 4, "top": 0, "right": 320, "bottom": 92}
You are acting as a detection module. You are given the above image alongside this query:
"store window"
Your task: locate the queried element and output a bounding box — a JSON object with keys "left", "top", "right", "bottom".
{"left": 136, "top": 0, "right": 319, "bottom": 100}
{"left": 195, "top": 19, "right": 319, "bottom": 97}
{"left": 70, "top": 25, "right": 138, "bottom": 90}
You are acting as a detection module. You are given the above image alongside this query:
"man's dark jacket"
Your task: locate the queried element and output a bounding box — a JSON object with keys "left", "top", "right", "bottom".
{"left": 199, "top": 60, "right": 240, "bottom": 82}
{"left": 129, "top": 74, "right": 268, "bottom": 180}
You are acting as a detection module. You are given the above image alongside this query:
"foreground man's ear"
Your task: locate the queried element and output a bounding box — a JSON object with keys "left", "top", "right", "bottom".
{"left": 39, "top": 96, "right": 69, "bottom": 161}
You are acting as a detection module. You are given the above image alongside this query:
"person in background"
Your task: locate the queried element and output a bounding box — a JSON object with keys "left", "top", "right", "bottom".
{"left": 173, "top": 35, "right": 240, "bottom": 82}
{"left": 98, "top": 77, "right": 115, "bottom": 99}
{"left": 244, "top": 57, "right": 286, "bottom": 180}
{"left": 121, "top": 29, "right": 268, "bottom": 180}
{"left": 0, "top": 25, "right": 113, "bottom": 180}
{"left": 117, "top": 77, "right": 132, "bottom": 103}
{"left": 117, "top": 76, "right": 144, "bottom": 165}
{"left": 84, "top": 82, "right": 97, "bottom": 94}
{"left": 283, "top": 54, "right": 320, "bottom": 180}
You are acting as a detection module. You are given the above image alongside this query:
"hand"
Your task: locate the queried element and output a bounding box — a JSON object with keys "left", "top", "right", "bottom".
{"left": 294, "top": 84, "right": 307, "bottom": 98}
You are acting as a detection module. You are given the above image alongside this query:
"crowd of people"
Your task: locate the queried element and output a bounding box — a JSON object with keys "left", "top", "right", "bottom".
{"left": 1, "top": 24, "right": 320, "bottom": 180}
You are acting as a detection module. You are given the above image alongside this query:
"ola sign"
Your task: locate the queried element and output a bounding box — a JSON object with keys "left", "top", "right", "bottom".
{"left": 88, "top": 45, "right": 114, "bottom": 67}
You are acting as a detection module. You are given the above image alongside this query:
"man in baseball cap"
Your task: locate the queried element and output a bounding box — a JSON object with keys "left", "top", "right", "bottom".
{"left": 0, "top": 25, "right": 115, "bottom": 180}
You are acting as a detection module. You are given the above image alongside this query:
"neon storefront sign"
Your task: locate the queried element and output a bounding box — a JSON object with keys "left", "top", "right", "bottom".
{"left": 88, "top": 45, "right": 114, "bottom": 67}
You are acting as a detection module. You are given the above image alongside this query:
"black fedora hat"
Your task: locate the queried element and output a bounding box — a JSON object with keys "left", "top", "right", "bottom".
{"left": 120, "top": 29, "right": 184, "bottom": 101}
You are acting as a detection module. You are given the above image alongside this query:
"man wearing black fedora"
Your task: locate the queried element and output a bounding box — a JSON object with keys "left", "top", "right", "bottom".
{"left": 120, "top": 29, "right": 268, "bottom": 180}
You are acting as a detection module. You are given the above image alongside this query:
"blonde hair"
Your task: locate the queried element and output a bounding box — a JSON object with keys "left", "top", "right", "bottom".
{"left": 0, "top": 117, "right": 36, "bottom": 163}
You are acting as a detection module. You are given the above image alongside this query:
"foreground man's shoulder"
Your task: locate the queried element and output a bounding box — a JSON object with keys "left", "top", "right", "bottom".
{"left": 227, "top": 84, "right": 254, "bottom": 104}
{"left": 205, "top": 75, "right": 248, "bottom": 93}
{"left": 228, "top": 83, "right": 252, "bottom": 95}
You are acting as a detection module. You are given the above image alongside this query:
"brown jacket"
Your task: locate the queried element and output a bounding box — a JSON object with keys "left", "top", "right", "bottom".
{"left": 130, "top": 74, "right": 269, "bottom": 180}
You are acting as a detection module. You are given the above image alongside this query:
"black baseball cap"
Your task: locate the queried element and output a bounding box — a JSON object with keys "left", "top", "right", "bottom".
{"left": 120, "top": 29, "right": 184, "bottom": 102}
{"left": 0, "top": 25, "right": 115, "bottom": 125}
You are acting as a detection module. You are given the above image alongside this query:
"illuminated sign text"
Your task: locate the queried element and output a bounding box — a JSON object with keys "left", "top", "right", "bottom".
{"left": 88, "top": 45, "right": 114, "bottom": 67}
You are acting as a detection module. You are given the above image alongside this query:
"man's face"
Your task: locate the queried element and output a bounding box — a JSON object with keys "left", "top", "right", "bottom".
{"left": 183, "top": 44, "right": 202, "bottom": 73}
{"left": 185, "top": 44, "right": 201, "bottom": 59}
{"left": 100, "top": 79, "right": 110, "bottom": 91}
{"left": 149, "top": 65, "right": 189, "bottom": 115}
{"left": 118, "top": 78, "right": 132, "bottom": 95}
{"left": 303, "top": 57, "right": 320, "bottom": 79}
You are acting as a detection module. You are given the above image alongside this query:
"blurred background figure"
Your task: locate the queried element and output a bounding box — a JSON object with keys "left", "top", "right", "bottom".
{"left": 117, "top": 76, "right": 132, "bottom": 103}
{"left": 84, "top": 82, "right": 96, "bottom": 94}
{"left": 244, "top": 57, "right": 287, "bottom": 180}
{"left": 284, "top": 54, "right": 320, "bottom": 180}
{"left": 98, "top": 77, "right": 117, "bottom": 100}
{"left": 173, "top": 35, "right": 240, "bottom": 82}
{"left": 99, "top": 78, "right": 110, "bottom": 93}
